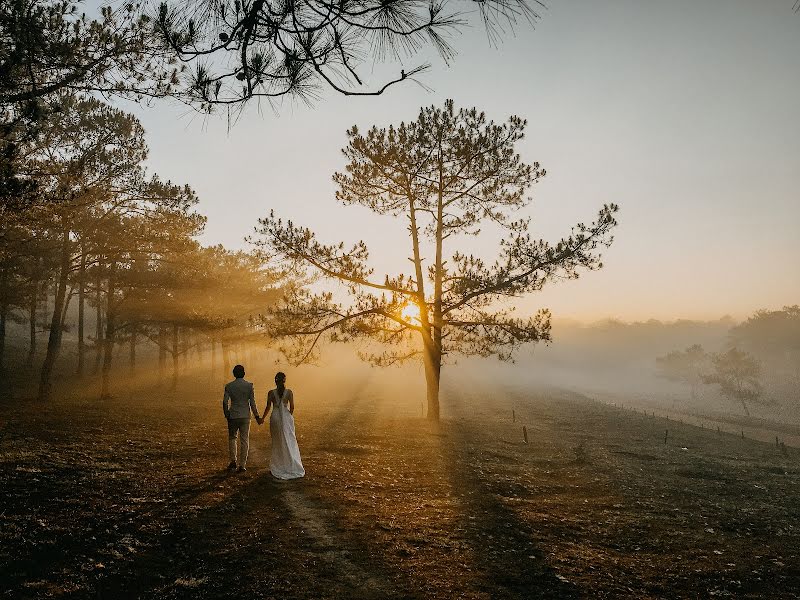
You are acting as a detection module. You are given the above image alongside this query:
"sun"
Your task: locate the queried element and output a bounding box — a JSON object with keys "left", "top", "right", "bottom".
{"left": 401, "top": 302, "right": 422, "bottom": 323}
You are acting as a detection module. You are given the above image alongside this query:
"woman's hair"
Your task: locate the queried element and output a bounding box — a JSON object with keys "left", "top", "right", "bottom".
{"left": 275, "top": 371, "right": 286, "bottom": 382}
{"left": 232, "top": 364, "right": 245, "bottom": 378}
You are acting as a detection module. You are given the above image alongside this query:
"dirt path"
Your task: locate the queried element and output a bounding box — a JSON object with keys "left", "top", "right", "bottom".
{"left": 281, "top": 488, "right": 393, "bottom": 598}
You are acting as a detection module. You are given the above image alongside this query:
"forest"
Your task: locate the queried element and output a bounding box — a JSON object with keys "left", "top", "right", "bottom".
{"left": 0, "top": 94, "right": 282, "bottom": 402}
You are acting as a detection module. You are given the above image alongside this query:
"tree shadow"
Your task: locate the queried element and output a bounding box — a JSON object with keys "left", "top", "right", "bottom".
{"left": 93, "top": 469, "right": 288, "bottom": 599}
{"left": 436, "top": 417, "right": 581, "bottom": 599}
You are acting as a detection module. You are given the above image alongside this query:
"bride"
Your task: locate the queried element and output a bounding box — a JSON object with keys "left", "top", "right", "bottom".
{"left": 260, "top": 371, "right": 305, "bottom": 479}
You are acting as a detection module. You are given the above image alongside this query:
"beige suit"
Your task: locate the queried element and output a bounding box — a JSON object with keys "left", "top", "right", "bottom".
{"left": 223, "top": 378, "right": 258, "bottom": 467}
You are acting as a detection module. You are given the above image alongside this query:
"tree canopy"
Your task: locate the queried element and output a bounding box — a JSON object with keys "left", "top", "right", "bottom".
{"left": 0, "top": 0, "right": 163, "bottom": 108}
{"left": 729, "top": 306, "right": 800, "bottom": 365}
{"left": 0, "top": 0, "right": 177, "bottom": 222}
{"left": 153, "top": 0, "right": 545, "bottom": 109}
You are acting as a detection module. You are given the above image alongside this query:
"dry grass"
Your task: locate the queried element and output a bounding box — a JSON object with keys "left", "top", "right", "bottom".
{"left": 1, "top": 374, "right": 798, "bottom": 599}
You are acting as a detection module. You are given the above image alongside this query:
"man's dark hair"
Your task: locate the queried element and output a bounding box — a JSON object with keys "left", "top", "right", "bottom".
{"left": 233, "top": 365, "right": 245, "bottom": 378}
{"left": 275, "top": 371, "right": 286, "bottom": 382}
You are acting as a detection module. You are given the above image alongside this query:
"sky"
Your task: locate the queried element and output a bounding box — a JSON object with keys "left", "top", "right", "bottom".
{"left": 113, "top": 0, "right": 799, "bottom": 322}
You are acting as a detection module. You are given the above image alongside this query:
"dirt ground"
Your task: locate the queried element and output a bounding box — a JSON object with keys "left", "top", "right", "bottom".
{"left": 1, "top": 369, "right": 798, "bottom": 599}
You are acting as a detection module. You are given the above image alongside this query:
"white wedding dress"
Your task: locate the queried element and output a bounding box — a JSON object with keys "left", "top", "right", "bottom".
{"left": 268, "top": 388, "right": 305, "bottom": 479}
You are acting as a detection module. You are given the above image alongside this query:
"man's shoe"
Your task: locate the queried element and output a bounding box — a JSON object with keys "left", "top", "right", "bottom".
{"left": 237, "top": 466, "right": 247, "bottom": 473}
{"left": 227, "top": 461, "right": 237, "bottom": 470}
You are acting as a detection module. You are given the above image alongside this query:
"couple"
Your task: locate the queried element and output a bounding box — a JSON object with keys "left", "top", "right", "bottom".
{"left": 222, "top": 365, "right": 305, "bottom": 479}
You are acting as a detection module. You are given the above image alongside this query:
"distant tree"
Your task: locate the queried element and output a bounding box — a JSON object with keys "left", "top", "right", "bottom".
{"left": 702, "top": 348, "right": 762, "bottom": 417}
{"left": 254, "top": 101, "right": 618, "bottom": 420}
{"left": 153, "top": 0, "right": 544, "bottom": 109}
{"left": 730, "top": 306, "right": 800, "bottom": 378}
{"left": 655, "top": 344, "right": 708, "bottom": 402}
{"left": 182, "top": 247, "right": 281, "bottom": 382}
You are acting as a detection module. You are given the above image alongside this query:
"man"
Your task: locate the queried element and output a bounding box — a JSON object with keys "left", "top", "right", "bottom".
{"left": 223, "top": 364, "right": 260, "bottom": 472}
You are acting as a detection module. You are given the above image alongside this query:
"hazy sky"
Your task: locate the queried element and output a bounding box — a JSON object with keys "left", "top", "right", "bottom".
{"left": 116, "top": 0, "right": 799, "bottom": 322}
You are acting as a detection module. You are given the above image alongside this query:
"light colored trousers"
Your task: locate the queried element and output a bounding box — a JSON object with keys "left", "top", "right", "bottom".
{"left": 227, "top": 418, "right": 251, "bottom": 467}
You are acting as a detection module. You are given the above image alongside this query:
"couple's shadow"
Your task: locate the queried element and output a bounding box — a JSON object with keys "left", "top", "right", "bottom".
{"left": 95, "top": 467, "right": 311, "bottom": 599}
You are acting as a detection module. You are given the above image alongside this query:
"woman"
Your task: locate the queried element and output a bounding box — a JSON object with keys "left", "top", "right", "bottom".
{"left": 261, "top": 371, "right": 305, "bottom": 479}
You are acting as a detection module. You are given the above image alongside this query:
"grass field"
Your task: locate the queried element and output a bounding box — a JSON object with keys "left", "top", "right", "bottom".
{"left": 1, "top": 369, "right": 798, "bottom": 599}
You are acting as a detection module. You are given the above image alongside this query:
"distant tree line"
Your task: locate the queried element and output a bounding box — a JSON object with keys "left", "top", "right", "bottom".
{"left": 655, "top": 306, "right": 800, "bottom": 416}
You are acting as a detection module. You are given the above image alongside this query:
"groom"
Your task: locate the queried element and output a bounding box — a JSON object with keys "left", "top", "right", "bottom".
{"left": 222, "top": 364, "right": 261, "bottom": 473}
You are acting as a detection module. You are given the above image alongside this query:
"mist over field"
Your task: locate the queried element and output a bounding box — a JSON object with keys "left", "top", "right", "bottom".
{"left": 507, "top": 318, "right": 794, "bottom": 417}
{"left": 4, "top": 307, "right": 797, "bottom": 429}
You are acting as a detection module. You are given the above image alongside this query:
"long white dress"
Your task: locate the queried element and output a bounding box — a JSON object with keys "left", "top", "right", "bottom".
{"left": 268, "top": 388, "right": 305, "bottom": 479}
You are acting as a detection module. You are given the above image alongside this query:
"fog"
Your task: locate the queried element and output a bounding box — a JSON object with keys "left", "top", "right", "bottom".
{"left": 6, "top": 306, "right": 797, "bottom": 430}
{"left": 439, "top": 315, "right": 800, "bottom": 436}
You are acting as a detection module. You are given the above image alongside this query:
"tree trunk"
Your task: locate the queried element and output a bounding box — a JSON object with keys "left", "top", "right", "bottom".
{"left": 27, "top": 269, "right": 38, "bottom": 365}
{"left": 0, "top": 299, "right": 6, "bottom": 374}
{"left": 60, "top": 287, "right": 72, "bottom": 331}
{"left": 77, "top": 247, "right": 86, "bottom": 375}
{"left": 406, "top": 199, "right": 441, "bottom": 420}
{"left": 93, "top": 265, "right": 103, "bottom": 375}
{"left": 39, "top": 228, "right": 71, "bottom": 401}
{"left": 429, "top": 136, "right": 446, "bottom": 421}
{"left": 129, "top": 325, "right": 137, "bottom": 372}
{"left": 423, "top": 344, "right": 441, "bottom": 421}
{"left": 158, "top": 326, "right": 166, "bottom": 380}
{"left": 171, "top": 324, "right": 179, "bottom": 390}
{"left": 222, "top": 340, "right": 231, "bottom": 380}
{"left": 733, "top": 378, "right": 751, "bottom": 417}
{"left": 100, "top": 264, "right": 117, "bottom": 399}
{"left": 739, "top": 396, "right": 750, "bottom": 417}
{"left": 180, "top": 328, "right": 189, "bottom": 373}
